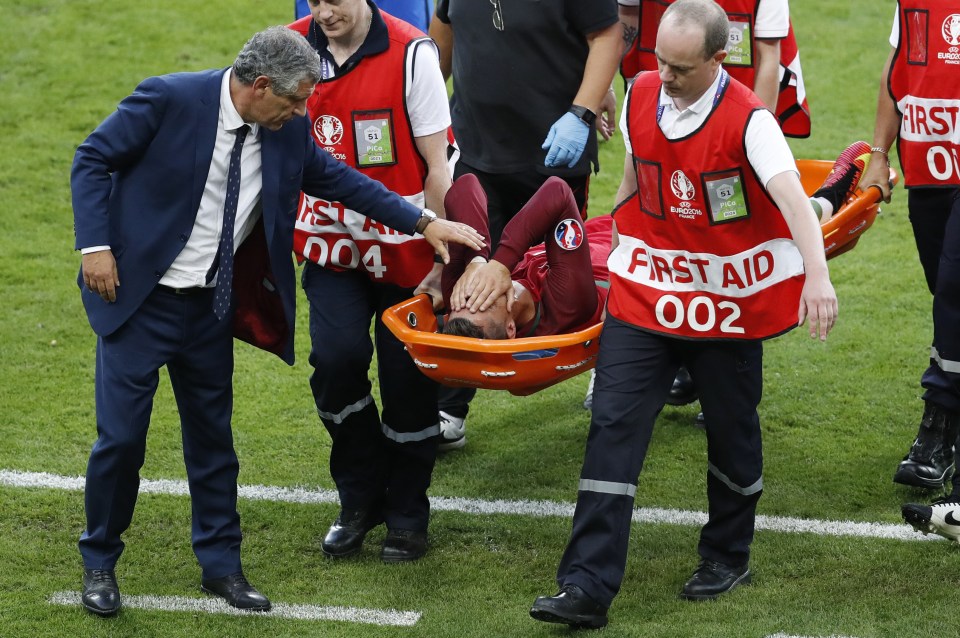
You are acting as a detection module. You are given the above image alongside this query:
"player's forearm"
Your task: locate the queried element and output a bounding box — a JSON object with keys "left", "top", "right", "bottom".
{"left": 493, "top": 178, "right": 580, "bottom": 270}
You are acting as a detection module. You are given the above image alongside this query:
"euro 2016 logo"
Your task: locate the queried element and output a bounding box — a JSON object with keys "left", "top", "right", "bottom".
{"left": 944, "top": 14, "right": 960, "bottom": 46}
{"left": 314, "top": 115, "right": 343, "bottom": 146}
{"left": 554, "top": 219, "right": 584, "bottom": 251}
{"left": 670, "top": 170, "right": 696, "bottom": 201}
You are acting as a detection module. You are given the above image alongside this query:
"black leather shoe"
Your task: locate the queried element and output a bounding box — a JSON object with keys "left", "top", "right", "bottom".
{"left": 666, "top": 367, "right": 698, "bottom": 406}
{"left": 82, "top": 568, "right": 120, "bottom": 617}
{"left": 381, "top": 529, "right": 428, "bottom": 563}
{"left": 680, "top": 559, "right": 751, "bottom": 601}
{"left": 201, "top": 572, "right": 271, "bottom": 611}
{"left": 530, "top": 584, "right": 608, "bottom": 629}
{"left": 322, "top": 509, "right": 383, "bottom": 557}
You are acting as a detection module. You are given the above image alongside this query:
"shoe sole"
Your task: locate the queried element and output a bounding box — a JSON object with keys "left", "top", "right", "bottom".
{"left": 200, "top": 586, "right": 271, "bottom": 612}
{"left": 892, "top": 464, "right": 953, "bottom": 490}
{"left": 664, "top": 393, "right": 698, "bottom": 407}
{"left": 438, "top": 436, "right": 466, "bottom": 451}
{"left": 381, "top": 550, "right": 427, "bottom": 564}
{"left": 81, "top": 601, "right": 120, "bottom": 617}
{"left": 321, "top": 544, "right": 363, "bottom": 558}
{"left": 679, "top": 571, "right": 752, "bottom": 601}
{"left": 529, "top": 607, "right": 608, "bottom": 629}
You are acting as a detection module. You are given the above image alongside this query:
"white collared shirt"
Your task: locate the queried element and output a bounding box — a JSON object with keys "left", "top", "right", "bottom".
{"left": 620, "top": 69, "right": 797, "bottom": 187}
{"left": 159, "top": 69, "right": 264, "bottom": 288}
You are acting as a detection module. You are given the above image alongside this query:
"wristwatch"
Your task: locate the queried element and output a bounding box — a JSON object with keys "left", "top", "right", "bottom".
{"left": 568, "top": 104, "right": 597, "bottom": 127}
{"left": 415, "top": 208, "right": 437, "bottom": 235}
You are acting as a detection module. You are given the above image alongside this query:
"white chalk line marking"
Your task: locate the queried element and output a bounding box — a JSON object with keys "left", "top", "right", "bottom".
{"left": 0, "top": 468, "right": 936, "bottom": 542}
{"left": 49, "top": 591, "right": 420, "bottom": 626}
{"left": 766, "top": 634, "right": 861, "bottom": 638}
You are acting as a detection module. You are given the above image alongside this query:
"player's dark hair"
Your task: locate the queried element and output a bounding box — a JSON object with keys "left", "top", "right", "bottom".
{"left": 442, "top": 317, "right": 508, "bottom": 340}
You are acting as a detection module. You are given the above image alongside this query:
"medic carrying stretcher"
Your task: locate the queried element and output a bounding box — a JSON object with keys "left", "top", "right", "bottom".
{"left": 383, "top": 157, "right": 898, "bottom": 396}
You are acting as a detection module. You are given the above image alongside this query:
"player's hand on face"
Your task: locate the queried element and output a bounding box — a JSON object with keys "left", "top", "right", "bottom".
{"left": 451, "top": 261, "right": 486, "bottom": 311}
{"left": 464, "top": 260, "right": 512, "bottom": 313}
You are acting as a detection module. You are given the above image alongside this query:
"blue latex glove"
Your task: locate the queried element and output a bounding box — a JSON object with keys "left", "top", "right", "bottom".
{"left": 541, "top": 111, "right": 589, "bottom": 168}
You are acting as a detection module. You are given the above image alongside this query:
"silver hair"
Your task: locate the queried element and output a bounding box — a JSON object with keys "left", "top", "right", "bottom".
{"left": 662, "top": 0, "right": 730, "bottom": 60}
{"left": 232, "top": 26, "right": 322, "bottom": 96}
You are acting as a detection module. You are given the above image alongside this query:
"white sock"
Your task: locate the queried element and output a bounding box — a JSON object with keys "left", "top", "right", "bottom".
{"left": 810, "top": 196, "right": 834, "bottom": 223}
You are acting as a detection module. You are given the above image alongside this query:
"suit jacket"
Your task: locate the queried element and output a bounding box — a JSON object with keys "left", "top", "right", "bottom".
{"left": 72, "top": 68, "right": 423, "bottom": 364}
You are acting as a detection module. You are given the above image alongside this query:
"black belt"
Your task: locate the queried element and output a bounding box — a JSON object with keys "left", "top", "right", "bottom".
{"left": 156, "top": 284, "right": 210, "bottom": 296}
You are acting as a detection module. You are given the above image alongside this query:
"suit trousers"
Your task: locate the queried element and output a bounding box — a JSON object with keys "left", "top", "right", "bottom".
{"left": 302, "top": 263, "right": 439, "bottom": 531}
{"left": 556, "top": 316, "right": 764, "bottom": 607}
{"left": 79, "top": 286, "right": 243, "bottom": 579}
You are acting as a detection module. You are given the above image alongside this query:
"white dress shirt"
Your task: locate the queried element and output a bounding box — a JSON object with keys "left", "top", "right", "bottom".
{"left": 159, "top": 69, "right": 264, "bottom": 288}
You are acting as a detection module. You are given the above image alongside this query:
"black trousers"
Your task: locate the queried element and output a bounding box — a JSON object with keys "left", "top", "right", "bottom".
{"left": 302, "top": 264, "right": 439, "bottom": 531}
{"left": 908, "top": 187, "right": 960, "bottom": 491}
{"left": 909, "top": 188, "right": 960, "bottom": 413}
{"left": 556, "top": 316, "right": 764, "bottom": 607}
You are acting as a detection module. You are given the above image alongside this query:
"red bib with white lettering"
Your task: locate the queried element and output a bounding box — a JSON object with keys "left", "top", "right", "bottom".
{"left": 608, "top": 72, "right": 804, "bottom": 341}
{"left": 291, "top": 13, "right": 434, "bottom": 287}
{"left": 890, "top": 0, "right": 960, "bottom": 187}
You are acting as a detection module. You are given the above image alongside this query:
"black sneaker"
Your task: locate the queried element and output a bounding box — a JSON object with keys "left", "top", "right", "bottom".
{"left": 812, "top": 141, "right": 872, "bottom": 213}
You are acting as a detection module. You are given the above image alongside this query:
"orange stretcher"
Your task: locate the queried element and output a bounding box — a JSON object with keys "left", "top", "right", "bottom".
{"left": 801, "top": 159, "right": 898, "bottom": 259}
{"left": 382, "top": 160, "right": 898, "bottom": 396}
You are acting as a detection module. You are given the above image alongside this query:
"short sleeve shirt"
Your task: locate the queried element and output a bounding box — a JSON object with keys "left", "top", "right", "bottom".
{"left": 436, "top": 0, "right": 618, "bottom": 174}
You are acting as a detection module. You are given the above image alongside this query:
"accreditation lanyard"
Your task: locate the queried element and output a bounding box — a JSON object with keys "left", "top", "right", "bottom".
{"left": 656, "top": 69, "right": 729, "bottom": 123}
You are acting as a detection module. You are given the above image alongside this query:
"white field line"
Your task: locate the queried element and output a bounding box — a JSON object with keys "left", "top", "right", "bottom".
{"left": 766, "top": 634, "right": 861, "bottom": 638}
{"left": 1, "top": 468, "right": 937, "bottom": 543}
{"left": 49, "top": 591, "right": 420, "bottom": 626}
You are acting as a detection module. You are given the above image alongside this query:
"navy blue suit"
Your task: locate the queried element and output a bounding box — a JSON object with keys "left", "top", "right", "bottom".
{"left": 72, "top": 69, "right": 422, "bottom": 578}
